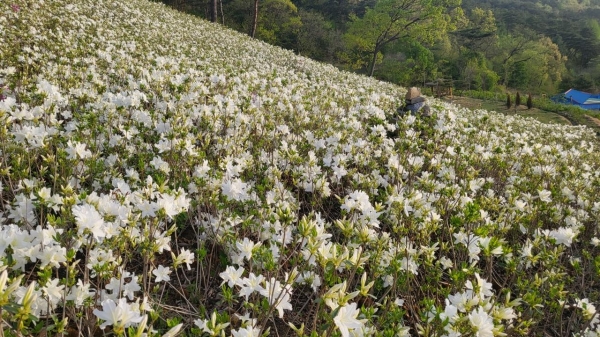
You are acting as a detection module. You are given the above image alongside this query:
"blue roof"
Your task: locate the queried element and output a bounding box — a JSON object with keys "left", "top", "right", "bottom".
{"left": 552, "top": 89, "right": 600, "bottom": 110}
{"left": 564, "top": 89, "right": 600, "bottom": 106}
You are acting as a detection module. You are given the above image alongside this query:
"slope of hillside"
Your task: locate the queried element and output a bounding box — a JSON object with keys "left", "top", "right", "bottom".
{"left": 1, "top": 1, "right": 600, "bottom": 336}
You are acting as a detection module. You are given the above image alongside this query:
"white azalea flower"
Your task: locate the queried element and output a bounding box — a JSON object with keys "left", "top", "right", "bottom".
{"left": 333, "top": 302, "right": 364, "bottom": 337}
{"left": 468, "top": 307, "right": 494, "bottom": 337}
{"left": 93, "top": 298, "right": 143, "bottom": 330}
{"left": 152, "top": 265, "right": 171, "bottom": 283}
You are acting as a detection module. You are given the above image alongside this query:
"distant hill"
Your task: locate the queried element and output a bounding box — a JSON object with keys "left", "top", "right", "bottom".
{"left": 464, "top": 0, "right": 600, "bottom": 68}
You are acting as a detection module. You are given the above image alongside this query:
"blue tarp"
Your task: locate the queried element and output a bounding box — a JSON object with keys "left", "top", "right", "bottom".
{"left": 553, "top": 89, "right": 600, "bottom": 110}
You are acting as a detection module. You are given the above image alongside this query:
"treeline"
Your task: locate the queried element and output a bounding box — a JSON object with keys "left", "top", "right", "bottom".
{"left": 158, "top": 0, "right": 600, "bottom": 94}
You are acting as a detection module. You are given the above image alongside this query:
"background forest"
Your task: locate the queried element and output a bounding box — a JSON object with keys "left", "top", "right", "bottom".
{"left": 159, "top": 0, "right": 600, "bottom": 95}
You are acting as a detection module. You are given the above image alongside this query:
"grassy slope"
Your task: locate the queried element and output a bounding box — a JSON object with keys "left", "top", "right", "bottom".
{"left": 451, "top": 93, "right": 600, "bottom": 134}
{"left": 447, "top": 96, "right": 573, "bottom": 125}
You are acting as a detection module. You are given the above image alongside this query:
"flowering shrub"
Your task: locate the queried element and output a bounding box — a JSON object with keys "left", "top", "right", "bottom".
{"left": 1, "top": 0, "right": 600, "bottom": 336}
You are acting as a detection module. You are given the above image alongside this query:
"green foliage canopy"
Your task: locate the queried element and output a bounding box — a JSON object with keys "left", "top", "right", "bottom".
{"left": 342, "top": 0, "right": 462, "bottom": 76}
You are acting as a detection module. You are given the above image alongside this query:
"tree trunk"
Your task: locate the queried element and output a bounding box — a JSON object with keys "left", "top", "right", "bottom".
{"left": 502, "top": 65, "right": 509, "bottom": 87}
{"left": 211, "top": 0, "right": 217, "bottom": 22}
{"left": 368, "top": 46, "right": 380, "bottom": 77}
{"left": 220, "top": 0, "right": 224, "bottom": 24}
{"left": 250, "top": 0, "right": 259, "bottom": 38}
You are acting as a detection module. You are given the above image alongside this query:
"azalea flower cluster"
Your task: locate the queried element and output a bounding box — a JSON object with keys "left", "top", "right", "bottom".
{"left": 1, "top": 0, "right": 600, "bottom": 336}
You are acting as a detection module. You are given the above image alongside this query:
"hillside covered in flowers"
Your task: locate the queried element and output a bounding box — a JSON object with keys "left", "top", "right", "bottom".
{"left": 1, "top": 0, "right": 600, "bottom": 336}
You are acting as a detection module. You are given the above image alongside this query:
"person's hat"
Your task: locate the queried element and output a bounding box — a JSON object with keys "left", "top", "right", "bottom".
{"left": 405, "top": 87, "right": 421, "bottom": 100}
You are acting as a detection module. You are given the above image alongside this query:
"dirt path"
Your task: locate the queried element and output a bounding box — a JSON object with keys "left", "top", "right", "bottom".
{"left": 585, "top": 114, "right": 600, "bottom": 128}
{"left": 552, "top": 113, "right": 573, "bottom": 125}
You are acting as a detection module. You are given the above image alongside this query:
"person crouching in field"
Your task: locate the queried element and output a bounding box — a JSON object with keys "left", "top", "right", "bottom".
{"left": 388, "top": 87, "right": 434, "bottom": 141}
{"left": 387, "top": 87, "right": 433, "bottom": 139}
{"left": 398, "top": 87, "right": 431, "bottom": 117}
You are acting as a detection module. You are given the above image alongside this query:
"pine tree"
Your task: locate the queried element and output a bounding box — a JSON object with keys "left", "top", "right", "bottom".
{"left": 506, "top": 93, "right": 512, "bottom": 109}
{"left": 516, "top": 92, "right": 521, "bottom": 107}
{"left": 527, "top": 93, "right": 533, "bottom": 109}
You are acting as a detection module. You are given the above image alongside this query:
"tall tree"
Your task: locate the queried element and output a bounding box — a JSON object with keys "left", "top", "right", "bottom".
{"left": 343, "top": 0, "right": 462, "bottom": 76}
{"left": 293, "top": 0, "right": 377, "bottom": 27}
{"left": 211, "top": 0, "right": 218, "bottom": 22}
{"left": 493, "top": 32, "right": 533, "bottom": 87}
{"left": 255, "top": 0, "right": 302, "bottom": 50}
{"left": 222, "top": 0, "right": 300, "bottom": 45}
{"left": 375, "top": 38, "right": 437, "bottom": 85}
{"left": 451, "top": 7, "right": 497, "bottom": 56}
{"left": 296, "top": 10, "right": 344, "bottom": 61}
{"left": 251, "top": 0, "right": 259, "bottom": 37}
